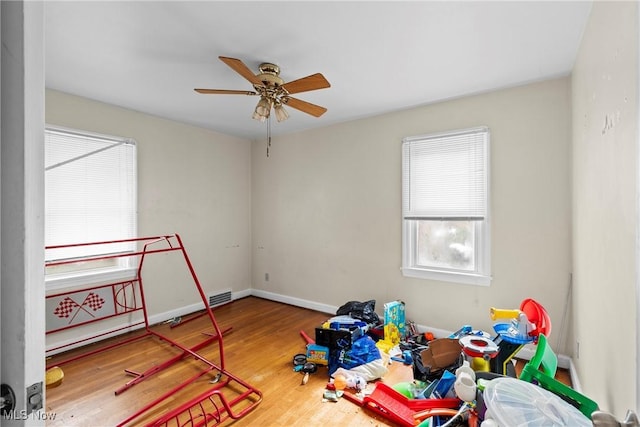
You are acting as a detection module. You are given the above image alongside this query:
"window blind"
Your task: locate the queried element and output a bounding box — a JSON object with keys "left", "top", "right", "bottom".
{"left": 402, "top": 127, "right": 488, "bottom": 220}
{"left": 45, "top": 126, "right": 137, "bottom": 261}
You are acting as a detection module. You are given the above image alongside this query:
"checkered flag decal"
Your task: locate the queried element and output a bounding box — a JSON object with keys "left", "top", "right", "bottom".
{"left": 84, "top": 292, "right": 105, "bottom": 311}
{"left": 53, "top": 297, "right": 80, "bottom": 319}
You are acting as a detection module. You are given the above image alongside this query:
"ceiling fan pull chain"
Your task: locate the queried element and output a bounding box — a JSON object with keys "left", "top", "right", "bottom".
{"left": 267, "top": 116, "right": 271, "bottom": 157}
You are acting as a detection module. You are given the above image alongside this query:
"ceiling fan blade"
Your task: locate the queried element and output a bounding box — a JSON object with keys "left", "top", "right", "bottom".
{"left": 283, "top": 97, "right": 327, "bottom": 117}
{"left": 195, "top": 88, "right": 257, "bottom": 95}
{"left": 218, "top": 56, "right": 263, "bottom": 86}
{"left": 281, "top": 73, "right": 331, "bottom": 95}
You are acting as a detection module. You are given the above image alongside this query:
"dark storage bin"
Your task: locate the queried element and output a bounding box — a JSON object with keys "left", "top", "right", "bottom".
{"left": 315, "top": 326, "right": 361, "bottom": 349}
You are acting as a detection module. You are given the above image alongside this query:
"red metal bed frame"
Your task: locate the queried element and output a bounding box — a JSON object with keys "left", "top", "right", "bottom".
{"left": 45, "top": 234, "right": 262, "bottom": 426}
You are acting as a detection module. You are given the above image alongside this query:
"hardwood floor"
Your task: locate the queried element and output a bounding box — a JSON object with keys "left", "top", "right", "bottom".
{"left": 45, "top": 296, "right": 571, "bottom": 426}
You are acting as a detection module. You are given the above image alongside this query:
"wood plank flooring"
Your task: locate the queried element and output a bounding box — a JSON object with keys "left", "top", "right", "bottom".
{"left": 45, "top": 296, "right": 571, "bottom": 426}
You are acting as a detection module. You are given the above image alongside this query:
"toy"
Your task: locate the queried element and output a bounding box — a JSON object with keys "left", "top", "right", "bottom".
{"left": 299, "top": 329, "right": 315, "bottom": 345}
{"left": 489, "top": 298, "right": 551, "bottom": 375}
{"left": 348, "top": 376, "right": 367, "bottom": 392}
{"left": 46, "top": 366, "right": 64, "bottom": 389}
{"left": 391, "top": 350, "right": 413, "bottom": 365}
{"left": 430, "top": 370, "right": 456, "bottom": 399}
{"left": 361, "top": 382, "right": 460, "bottom": 427}
{"left": 331, "top": 368, "right": 367, "bottom": 392}
{"left": 300, "top": 362, "right": 317, "bottom": 385}
{"left": 306, "top": 343, "right": 329, "bottom": 366}
{"left": 384, "top": 300, "right": 405, "bottom": 343}
{"left": 520, "top": 334, "right": 598, "bottom": 419}
{"left": 333, "top": 374, "right": 347, "bottom": 390}
{"left": 448, "top": 324, "right": 472, "bottom": 339}
{"left": 453, "top": 361, "right": 476, "bottom": 402}
{"left": 392, "top": 381, "right": 416, "bottom": 398}
{"left": 454, "top": 298, "right": 552, "bottom": 376}
{"left": 458, "top": 333, "right": 498, "bottom": 372}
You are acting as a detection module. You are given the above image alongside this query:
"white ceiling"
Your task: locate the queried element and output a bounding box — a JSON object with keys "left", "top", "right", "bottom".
{"left": 45, "top": 1, "right": 593, "bottom": 140}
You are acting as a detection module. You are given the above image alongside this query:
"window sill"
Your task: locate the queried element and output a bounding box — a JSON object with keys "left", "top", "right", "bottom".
{"left": 46, "top": 267, "right": 138, "bottom": 292}
{"left": 402, "top": 267, "right": 491, "bottom": 286}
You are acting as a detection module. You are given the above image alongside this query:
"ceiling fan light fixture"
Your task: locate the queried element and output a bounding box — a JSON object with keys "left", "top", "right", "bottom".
{"left": 252, "top": 109, "right": 268, "bottom": 122}
{"left": 253, "top": 97, "right": 271, "bottom": 120}
{"left": 274, "top": 103, "right": 289, "bottom": 122}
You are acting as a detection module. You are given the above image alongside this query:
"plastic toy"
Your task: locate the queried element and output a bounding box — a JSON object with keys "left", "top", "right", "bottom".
{"left": 306, "top": 343, "right": 329, "bottom": 365}
{"left": 520, "top": 334, "right": 598, "bottom": 419}
{"left": 333, "top": 374, "right": 347, "bottom": 390}
{"left": 392, "top": 381, "right": 416, "bottom": 398}
{"left": 419, "top": 402, "right": 473, "bottom": 427}
{"left": 454, "top": 298, "right": 551, "bottom": 376}
{"left": 391, "top": 350, "right": 413, "bottom": 365}
{"left": 300, "top": 329, "right": 315, "bottom": 345}
{"left": 351, "top": 376, "right": 367, "bottom": 392}
{"left": 448, "top": 325, "right": 472, "bottom": 339}
{"left": 292, "top": 353, "right": 307, "bottom": 367}
{"left": 46, "top": 366, "right": 64, "bottom": 389}
{"left": 489, "top": 298, "right": 551, "bottom": 375}
{"left": 331, "top": 368, "right": 367, "bottom": 392}
{"left": 453, "top": 361, "right": 476, "bottom": 402}
{"left": 458, "top": 334, "right": 499, "bottom": 372}
{"left": 430, "top": 370, "right": 456, "bottom": 399}
{"left": 300, "top": 362, "right": 317, "bottom": 385}
{"left": 361, "top": 382, "right": 460, "bottom": 427}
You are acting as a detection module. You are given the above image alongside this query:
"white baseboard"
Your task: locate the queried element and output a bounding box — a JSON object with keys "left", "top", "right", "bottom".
{"left": 568, "top": 357, "right": 583, "bottom": 392}
{"left": 233, "top": 288, "right": 252, "bottom": 300}
{"left": 46, "top": 322, "right": 146, "bottom": 356}
{"left": 250, "top": 289, "right": 337, "bottom": 315}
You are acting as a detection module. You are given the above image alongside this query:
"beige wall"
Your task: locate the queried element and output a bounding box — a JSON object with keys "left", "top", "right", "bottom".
{"left": 572, "top": 1, "right": 638, "bottom": 416}
{"left": 45, "top": 89, "right": 252, "bottom": 316}
{"left": 252, "top": 77, "right": 573, "bottom": 352}
{"left": 46, "top": 3, "right": 640, "bottom": 413}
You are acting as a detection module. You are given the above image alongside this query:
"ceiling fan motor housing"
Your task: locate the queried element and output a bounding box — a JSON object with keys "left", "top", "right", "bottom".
{"left": 256, "top": 63, "right": 284, "bottom": 88}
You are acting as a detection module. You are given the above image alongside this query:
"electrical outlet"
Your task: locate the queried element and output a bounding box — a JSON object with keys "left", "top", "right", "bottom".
{"left": 265, "top": 273, "right": 269, "bottom": 282}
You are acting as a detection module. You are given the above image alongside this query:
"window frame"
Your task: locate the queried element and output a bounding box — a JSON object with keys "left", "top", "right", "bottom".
{"left": 401, "top": 126, "right": 491, "bottom": 286}
{"left": 44, "top": 125, "right": 138, "bottom": 289}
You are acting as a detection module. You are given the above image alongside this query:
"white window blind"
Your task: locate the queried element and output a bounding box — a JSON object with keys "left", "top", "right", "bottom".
{"left": 402, "top": 127, "right": 488, "bottom": 220}
{"left": 45, "top": 126, "right": 137, "bottom": 262}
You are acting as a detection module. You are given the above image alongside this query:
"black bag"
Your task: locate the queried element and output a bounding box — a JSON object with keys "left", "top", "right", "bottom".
{"left": 336, "top": 300, "right": 380, "bottom": 325}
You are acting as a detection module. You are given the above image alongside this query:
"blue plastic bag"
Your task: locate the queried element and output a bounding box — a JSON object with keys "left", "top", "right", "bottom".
{"left": 329, "top": 335, "right": 381, "bottom": 375}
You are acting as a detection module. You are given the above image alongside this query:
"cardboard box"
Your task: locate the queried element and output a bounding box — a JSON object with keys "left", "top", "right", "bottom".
{"left": 419, "top": 338, "right": 462, "bottom": 371}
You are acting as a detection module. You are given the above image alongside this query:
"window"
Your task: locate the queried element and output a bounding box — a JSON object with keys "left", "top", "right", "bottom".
{"left": 402, "top": 126, "right": 491, "bottom": 285}
{"left": 44, "top": 126, "right": 137, "bottom": 283}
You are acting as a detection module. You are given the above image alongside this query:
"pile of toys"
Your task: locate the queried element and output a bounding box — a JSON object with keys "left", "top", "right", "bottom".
{"left": 293, "top": 297, "right": 604, "bottom": 426}
{"left": 297, "top": 300, "right": 388, "bottom": 384}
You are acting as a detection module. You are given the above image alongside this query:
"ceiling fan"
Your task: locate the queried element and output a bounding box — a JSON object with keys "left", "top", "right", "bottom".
{"left": 195, "top": 56, "right": 331, "bottom": 123}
